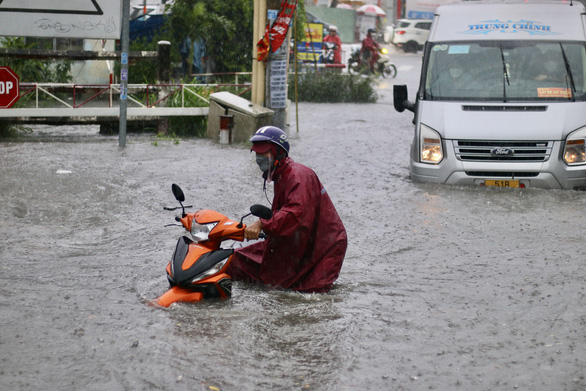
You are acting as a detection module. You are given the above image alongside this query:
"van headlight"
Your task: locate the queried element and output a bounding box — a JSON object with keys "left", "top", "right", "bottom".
{"left": 189, "top": 220, "right": 217, "bottom": 242}
{"left": 563, "top": 126, "right": 586, "bottom": 165}
{"left": 420, "top": 124, "right": 443, "bottom": 164}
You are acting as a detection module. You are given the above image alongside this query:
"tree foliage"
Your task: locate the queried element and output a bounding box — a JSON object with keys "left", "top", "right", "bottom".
{"left": 0, "top": 37, "right": 71, "bottom": 83}
{"left": 164, "top": 0, "right": 253, "bottom": 74}
{"left": 129, "top": 0, "right": 311, "bottom": 81}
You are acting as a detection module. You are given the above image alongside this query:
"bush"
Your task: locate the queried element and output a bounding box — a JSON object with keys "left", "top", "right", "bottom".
{"left": 168, "top": 116, "right": 207, "bottom": 138}
{"left": 289, "top": 70, "right": 377, "bottom": 103}
{"left": 0, "top": 123, "right": 31, "bottom": 140}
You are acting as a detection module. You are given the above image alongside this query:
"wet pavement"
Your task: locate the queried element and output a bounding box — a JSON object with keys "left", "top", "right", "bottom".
{"left": 1, "top": 47, "right": 586, "bottom": 391}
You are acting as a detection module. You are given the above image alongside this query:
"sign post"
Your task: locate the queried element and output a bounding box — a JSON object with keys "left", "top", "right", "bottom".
{"left": 119, "top": 0, "right": 129, "bottom": 147}
{"left": 0, "top": 66, "right": 20, "bottom": 109}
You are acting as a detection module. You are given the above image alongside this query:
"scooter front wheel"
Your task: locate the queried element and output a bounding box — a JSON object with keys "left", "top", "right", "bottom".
{"left": 383, "top": 64, "right": 397, "bottom": 78}
{"left": 348, "top": 60, "right": 360, "bottom": 75}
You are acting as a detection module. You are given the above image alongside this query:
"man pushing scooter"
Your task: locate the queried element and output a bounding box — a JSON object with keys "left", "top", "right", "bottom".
{"left": 227, "top": 126, "right": 347, "bottom": 293}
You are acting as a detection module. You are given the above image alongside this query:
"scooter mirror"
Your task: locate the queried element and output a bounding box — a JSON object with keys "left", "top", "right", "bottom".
{"left": 171, "top": 183, "right": 185, "bottom": 203}
{"left": 250, "top": 204, "right": 272, "bottom": 220}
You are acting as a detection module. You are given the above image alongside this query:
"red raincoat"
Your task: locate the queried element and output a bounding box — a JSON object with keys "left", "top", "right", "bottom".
{"left": 323, "top": 33, "right": 342, "bottom": 64}
{"left": 360, "top": 34, "right": 380, "bottom": 70}
{"left": 227, "top": 157, "right": 347, "bottom": 292}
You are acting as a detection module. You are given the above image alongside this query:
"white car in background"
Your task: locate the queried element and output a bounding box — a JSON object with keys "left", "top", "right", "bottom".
{"left": 391, "top": 19, "right": 432, "bottom": 53}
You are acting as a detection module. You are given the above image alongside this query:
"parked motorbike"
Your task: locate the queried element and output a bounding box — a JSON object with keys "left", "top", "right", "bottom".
{"left": 348, "top": 47, "right": 397, "bottom": 78}
{"left": 152, "top": 184, "right": 272, "bottom": 307}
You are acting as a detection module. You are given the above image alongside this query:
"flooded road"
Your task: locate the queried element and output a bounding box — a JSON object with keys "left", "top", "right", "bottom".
{"left": 2, "top": 49, "right": 586, "bottom": 391}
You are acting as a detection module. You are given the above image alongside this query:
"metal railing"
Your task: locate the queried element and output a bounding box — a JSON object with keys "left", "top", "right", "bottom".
{"left": 14, "top": 80, "right": 251, "bottom": 111}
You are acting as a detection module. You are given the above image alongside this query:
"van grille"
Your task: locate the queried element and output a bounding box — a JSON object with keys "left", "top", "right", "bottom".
{"left": 454, "top": 140, "right": 552, "bottom": 162}
{"left": 465, "top": 171, "right": 539, "bottom": 177}
{"left": 462, "top": 105, "right": 547, "bottom": 112}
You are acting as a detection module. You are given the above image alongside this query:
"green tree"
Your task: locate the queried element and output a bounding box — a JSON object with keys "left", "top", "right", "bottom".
{"left": 130, "top": 0, "right": 307, "bottom": 81}
{"left": 164, "top": 0, "right": 249, "bottom": 75}
{"left": 0, "top": 37, "right": 71, "bottom": 83}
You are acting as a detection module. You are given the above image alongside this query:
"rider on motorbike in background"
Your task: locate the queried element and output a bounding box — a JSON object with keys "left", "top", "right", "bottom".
{"left": 323, "top": 26, "right": 342, "bottom": 64}
{"left": 360, "top": 28, "right": 380, "bottom": 73}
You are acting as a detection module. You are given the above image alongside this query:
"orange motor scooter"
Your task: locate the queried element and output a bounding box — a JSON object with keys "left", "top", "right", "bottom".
{"left": 153, "top": 184, "right": 272, "bottom": 307}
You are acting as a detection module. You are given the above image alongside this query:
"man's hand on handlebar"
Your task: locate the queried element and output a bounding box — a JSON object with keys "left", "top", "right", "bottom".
{"left": 244, "top": 219, "right": 263, "bottom": 240}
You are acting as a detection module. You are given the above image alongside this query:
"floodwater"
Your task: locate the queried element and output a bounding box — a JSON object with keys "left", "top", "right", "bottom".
{"left": 2, "top": 49, "right": 586, "bottom": 391}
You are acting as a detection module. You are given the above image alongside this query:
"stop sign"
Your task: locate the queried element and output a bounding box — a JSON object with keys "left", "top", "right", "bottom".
{"left": 0, "top": 66, "right": 20, "bottom": 109}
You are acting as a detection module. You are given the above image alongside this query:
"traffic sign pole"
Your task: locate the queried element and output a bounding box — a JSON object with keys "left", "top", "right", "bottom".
{"left": 119, "top": 0, "right": 130, "bottom": 147}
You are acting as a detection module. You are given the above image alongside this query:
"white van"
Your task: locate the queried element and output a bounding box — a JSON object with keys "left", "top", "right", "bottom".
{"left": 394, "top": 1, "right": 586, "bottom": 189}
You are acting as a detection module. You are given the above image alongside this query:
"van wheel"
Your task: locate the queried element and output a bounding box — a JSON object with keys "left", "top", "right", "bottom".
{"left": 404, "top": 41, "right": 418, "bottom": 53}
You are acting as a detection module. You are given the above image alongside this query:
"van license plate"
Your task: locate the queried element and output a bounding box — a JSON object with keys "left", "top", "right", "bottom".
{"left": 484, "top": 180, "right": 519, "bottom": 188}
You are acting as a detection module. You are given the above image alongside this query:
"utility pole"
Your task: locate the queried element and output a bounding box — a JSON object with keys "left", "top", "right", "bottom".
{"left": 267, "top": 0, "right": 291, "bottom": 131}
{"left": 119, "top": 0, "right": 130, "bottom": 147}
{"left": 252, "top": 0, "right": 293, "bottom": 131}
{"left": 266, "top": 44, "right": 289, "bottom": 130}
{"left": 251, "top": 0, "right": 267, "bottom": 106}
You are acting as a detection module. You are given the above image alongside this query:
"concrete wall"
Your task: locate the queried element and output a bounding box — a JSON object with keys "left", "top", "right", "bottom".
{"left": 206, "top": 99, "right": 273, "bottom": 144}
{"left": 305, "top": 6, "right": 356, "bottom": 43}
{"left": 70, "top": 40, "right": 115, "bottom": 83}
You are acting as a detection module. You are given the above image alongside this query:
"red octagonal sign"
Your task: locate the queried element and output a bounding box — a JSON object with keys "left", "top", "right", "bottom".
{"left": 0, "top": 66, "right": 20, "bottom": 109}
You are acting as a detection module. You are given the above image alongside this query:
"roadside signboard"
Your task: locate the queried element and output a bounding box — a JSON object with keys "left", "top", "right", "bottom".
{"left": 0, "top": 66, "right": 20, "bottom": 109}
{"left": 297, "top": 23, "right": 324, "bottom": 62}
{"left": 0, "top": 0, "right": 122, "bottom": 39}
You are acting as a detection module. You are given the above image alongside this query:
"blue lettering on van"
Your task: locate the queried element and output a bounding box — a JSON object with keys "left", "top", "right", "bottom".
{"left": 461, "top": 19, "right": 559, "bottom": 36}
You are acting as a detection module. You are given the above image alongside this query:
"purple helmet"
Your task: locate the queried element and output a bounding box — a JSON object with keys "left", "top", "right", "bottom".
{"left": 250, "top": 126, "right": 290, "bottom": 156}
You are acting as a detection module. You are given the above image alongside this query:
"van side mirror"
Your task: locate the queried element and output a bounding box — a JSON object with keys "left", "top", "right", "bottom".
{"left": 394, "top": 85, "right": 415, "bottom": 113}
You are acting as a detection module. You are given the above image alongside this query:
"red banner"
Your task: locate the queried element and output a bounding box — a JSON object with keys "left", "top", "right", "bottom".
{"left": 257, "top": 0, "right": 298, "bottom": 62}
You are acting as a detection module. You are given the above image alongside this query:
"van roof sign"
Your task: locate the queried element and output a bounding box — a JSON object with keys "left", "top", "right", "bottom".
{"left": 430, "top": 2, "right": 586, "bottom": 42}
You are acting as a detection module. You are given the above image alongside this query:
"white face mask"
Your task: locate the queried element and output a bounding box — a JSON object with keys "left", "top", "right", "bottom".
{"left": 256, "top": 155, "right": 272, "bottom": 174}
{"left": 449, "top": 68, "right": 463, "bottom": 78}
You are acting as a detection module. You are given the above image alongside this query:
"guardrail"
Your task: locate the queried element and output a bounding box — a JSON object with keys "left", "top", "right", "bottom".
{"left": 0, "top": 75, "right": 252, "bottom": 122}
{"left": 13, "top": 81, "right": 250, "bottom": 110}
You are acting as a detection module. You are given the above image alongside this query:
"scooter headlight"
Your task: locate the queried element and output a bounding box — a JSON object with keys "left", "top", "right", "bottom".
{"left": 420, "top": 124, "right": 443, "bottom": 164}
{"left": 189, "top": 220, "right": 218, "bottom": 242}
{"left": 563, "top": 126, "right": 586, "bottom": 165}
{"left": 191, "top": 258, "right": 229, "bottom": 283}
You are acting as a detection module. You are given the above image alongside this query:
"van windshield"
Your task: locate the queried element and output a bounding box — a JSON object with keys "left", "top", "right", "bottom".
{"left": 424, "top": 41, "right": 586, "bottom": 102}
